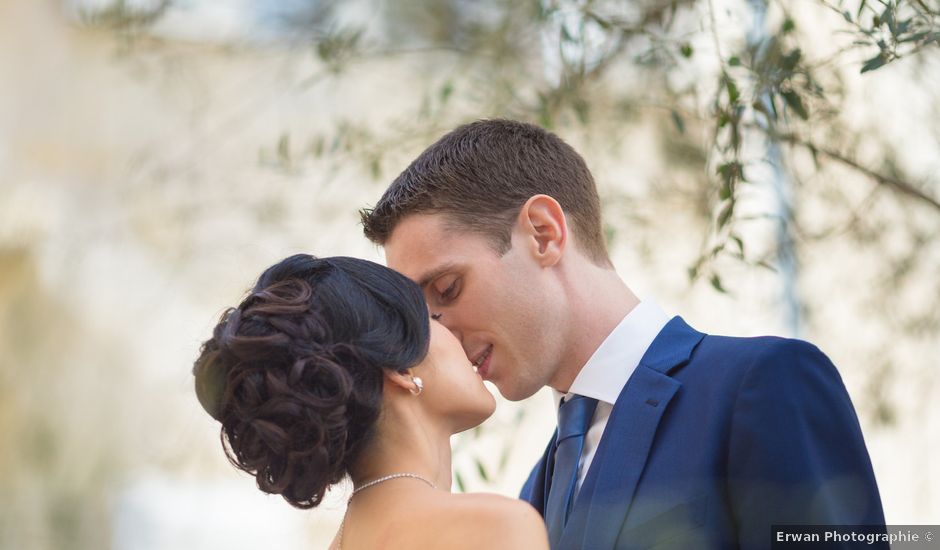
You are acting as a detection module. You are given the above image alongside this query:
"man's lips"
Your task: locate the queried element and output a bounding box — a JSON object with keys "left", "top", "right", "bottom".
{"left": 471, "top": 345, "right": 493, "bottom": 379}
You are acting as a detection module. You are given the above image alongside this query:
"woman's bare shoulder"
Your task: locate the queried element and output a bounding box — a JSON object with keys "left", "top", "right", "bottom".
{"left": 421, "top": 492, "right": 549, "bottom": 550}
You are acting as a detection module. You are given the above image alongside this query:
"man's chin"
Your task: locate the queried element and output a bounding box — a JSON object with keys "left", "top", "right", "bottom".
{"left": 494, "top": 380, "right": 541, "bottom": 402}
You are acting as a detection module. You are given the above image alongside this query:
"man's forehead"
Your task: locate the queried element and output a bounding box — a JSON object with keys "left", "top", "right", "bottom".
{"left": 384, "top": 213, "right": 489, "bottom": 283}
{"left": 384, "top": 214, "right": 457, "bottom": 278}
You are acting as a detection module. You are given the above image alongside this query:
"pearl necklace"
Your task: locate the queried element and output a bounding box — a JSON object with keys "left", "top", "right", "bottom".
{"left": 336, "top": 473, "right": 436, "bottom": 549}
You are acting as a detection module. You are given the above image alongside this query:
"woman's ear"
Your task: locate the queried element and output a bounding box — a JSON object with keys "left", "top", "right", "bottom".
{"left": 384, "top": 368, "right": 418, "bottom": 394}
{"left": 516, "top": 194, "right": 567, "bottom": 267}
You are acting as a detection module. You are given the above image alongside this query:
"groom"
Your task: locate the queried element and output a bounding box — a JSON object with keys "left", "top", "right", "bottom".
{"left": 360, "top": 119, "right": 885, "bottom": 548}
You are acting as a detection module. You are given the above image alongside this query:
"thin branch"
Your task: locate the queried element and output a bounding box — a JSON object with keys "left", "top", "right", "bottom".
{"left": 706, "top": 0, "right": 727, "bottom": 69}
{"left": 771, "top": 130, "right": 940, "bottom": 213}
{"left": 795, "top": 181, "right": 883, "bottom": 240}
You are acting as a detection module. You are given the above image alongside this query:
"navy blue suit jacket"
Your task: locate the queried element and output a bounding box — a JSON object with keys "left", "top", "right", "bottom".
{"left": 520, "top": 317, "right": 885, "bottom": 549}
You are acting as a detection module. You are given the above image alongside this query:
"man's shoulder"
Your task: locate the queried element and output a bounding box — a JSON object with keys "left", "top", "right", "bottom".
{"left": 687, "top": 336, "right": 848, "bottom": 409}
{"left": 697, "top": 330, "right": 808, "bottom": 353}
{"left": 694, "top": 332, "right": 828, "bottom": 369}
{"left": 672, "top": 331, "right": 839, "bottom": 397}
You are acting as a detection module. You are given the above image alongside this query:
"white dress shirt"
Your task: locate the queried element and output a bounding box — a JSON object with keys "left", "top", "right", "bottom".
{"left": 554, "top": 299, "right": 671, "bottom": 497}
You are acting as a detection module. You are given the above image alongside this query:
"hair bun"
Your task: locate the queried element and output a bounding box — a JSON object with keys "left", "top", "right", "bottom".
{"left": 192, "top": 254, "right": 430, "bottom": 509}
{"left": 192, "top": 312, "right": 234, "bottom": 422}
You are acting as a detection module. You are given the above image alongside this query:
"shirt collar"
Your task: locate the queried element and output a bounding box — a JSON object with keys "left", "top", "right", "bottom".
{"left": 555, "top": 299, "right": 671, "bottom": 408}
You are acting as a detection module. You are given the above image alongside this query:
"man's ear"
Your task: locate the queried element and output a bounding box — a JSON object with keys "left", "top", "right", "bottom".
{"left": 516, "top": 194, "right": 567, "bottom": 267}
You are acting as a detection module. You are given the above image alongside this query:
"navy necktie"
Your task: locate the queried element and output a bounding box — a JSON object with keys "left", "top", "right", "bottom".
{"left": 545, "top": 394, "right": 598, "bottom": 546}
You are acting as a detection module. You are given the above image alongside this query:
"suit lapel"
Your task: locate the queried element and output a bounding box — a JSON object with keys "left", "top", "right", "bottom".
{"left": 559, "top": 366, "right": 679, "bottom": 548}
{"left": 560, "top": 317, "right": 705, "bottom": 549}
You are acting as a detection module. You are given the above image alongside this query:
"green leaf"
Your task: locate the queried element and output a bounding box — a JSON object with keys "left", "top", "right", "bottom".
{"left": 782, "top": 18, "right": 795, "bottom": 34}
{"left": 717, "top": 111, "right": 730, "bottom": 128}
{"left": 729, "top": 122, "right": 741, "bottom": 152}
{"left": 710, "top": 274, "right": 728, "bottom": 294}
{"left": 860, "top": 53, "right": 888, "bottom": 73}
{"left": 440, "top": 81, "right": 454, "bottom": 103}
{"left": 781, "top": 90, "right": 808, "bottom": 119}
{"left": 604, "top": 223, "right": 617, "bottom": 248}
{"left": 537, "top": 93, "right": 554, "bottom": 128}
{"left": 539, "top": 110, "right": 554, "bottom": 128}
{"left": 277, "top": 133, "right": 290, "bottom": 163}
{"left": 725, "top": 77, "right": 740, "bottom": 104}
{"left": 728, "top": 55, "right": 741, "bottom": 67}
{"left": 475, "top": 459, "right": 490, "bottom": 482}
{"left": 752, "top": 98, "right": 776, "bottom": 122}
{"left": 899, "top": 31, "right": 931, "bottom": 44}
{"left": 731, "top": 235, "right": 745, "bottom": 256}
{"left": 808, "top": 144, "right": 820, "bottom": 169}
{"left": 717, "top": 161, "right": 744, "bottom": 185}
{"left": 717, "top": 201, "right": 734, "bottom": 229}
{"left": 756, "top": 260, "right": 778, "bottom": 273}
{"left": 896, "top": 19, "right": 910, "bottom": 36}
{"left": 315, "top": 27, "right": 363, "bottom": 69}
{"left": 498, "top": 446, "right": 511, "bottom": 472}
{"left": 781, "top": 48, "right": 802, "bottom": 72}
{"left": 719, "top": 183, "right": 732, "bottom": 201}
{"left": 680, "top": 43, "right": 694, "bottom": 58}
{"left": 573, "top": 98, "right": 590, "bottom": 124}
{"left": 857, "top": 0, "right": 868, "bottom": 19}
{"left": 454, "top": 471, "right": 466, "bottom": 493}
{"left": 586, "top": 11, "right": 612, "bottom": 30}
{"left": 311, "top": 136, "right": 325, "bottom": 158}
{"left": 670, "top": 110, "right": 686, "bottom": 134}
{"left": 881, "top": 5, "right": 896, "bottom": 36}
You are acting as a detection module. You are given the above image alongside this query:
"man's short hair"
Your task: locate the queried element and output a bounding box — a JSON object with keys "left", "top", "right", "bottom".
{"left": 360, "top": 119, "right": 610, "bottom": 265}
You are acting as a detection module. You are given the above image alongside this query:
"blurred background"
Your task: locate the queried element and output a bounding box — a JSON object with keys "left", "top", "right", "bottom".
{"left": 1, "top": 0, "right": 938, "bottom": 548}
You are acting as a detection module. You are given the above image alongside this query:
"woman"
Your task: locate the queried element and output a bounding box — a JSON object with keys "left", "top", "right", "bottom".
{"left": 193, "top": 254, "right": 548, "bottom": 549}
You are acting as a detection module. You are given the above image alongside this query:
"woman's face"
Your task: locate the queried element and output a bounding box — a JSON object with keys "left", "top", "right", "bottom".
{"left": 415, "top": 320, "right": 497, "bottom": 433}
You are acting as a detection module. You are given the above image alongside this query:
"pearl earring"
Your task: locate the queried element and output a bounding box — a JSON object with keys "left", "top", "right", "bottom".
{"left": 410, "top": 375, "right": 424, "bottom": 396}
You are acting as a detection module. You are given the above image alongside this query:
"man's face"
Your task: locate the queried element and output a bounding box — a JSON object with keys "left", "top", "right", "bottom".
{"left": 385, "top": 214, "right": 566, "bottom": 401}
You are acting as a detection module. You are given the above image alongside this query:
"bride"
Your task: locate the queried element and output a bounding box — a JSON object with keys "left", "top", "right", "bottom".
{"left": 193, "top": 254, "right": 548, "bottom": 549}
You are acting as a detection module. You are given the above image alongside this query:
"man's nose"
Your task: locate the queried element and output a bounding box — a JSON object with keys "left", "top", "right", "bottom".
{"left": 434, "top": 311, "right": 463, "bottom": 343}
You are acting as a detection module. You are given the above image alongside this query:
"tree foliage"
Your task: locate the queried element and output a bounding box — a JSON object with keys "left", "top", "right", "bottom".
{"left": 79, "top": 0, "right": 940, "bottom": 460}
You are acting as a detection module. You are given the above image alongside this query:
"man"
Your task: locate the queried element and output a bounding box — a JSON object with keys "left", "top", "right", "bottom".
{"left": 360, "top": 119, "right": 885, "bottom": 549}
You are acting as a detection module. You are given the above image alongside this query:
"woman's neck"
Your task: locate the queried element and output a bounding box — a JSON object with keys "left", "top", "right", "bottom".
{"left": 349, "top": 407, "right": 453, "bottom": 492}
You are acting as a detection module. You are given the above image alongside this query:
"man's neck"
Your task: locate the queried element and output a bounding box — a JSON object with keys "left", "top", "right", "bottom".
{"left": 549, "top": 267, "right": 639, "bottom": 394}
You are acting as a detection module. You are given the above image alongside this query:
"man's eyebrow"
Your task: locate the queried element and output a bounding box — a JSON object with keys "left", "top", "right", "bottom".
{"left": 417, "top": 262, "right": 459, "bottom": 288}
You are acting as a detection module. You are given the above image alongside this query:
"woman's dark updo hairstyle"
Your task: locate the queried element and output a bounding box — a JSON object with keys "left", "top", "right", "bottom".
{"left": 192, "top": 254, "right": 430, "bottom": 509}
